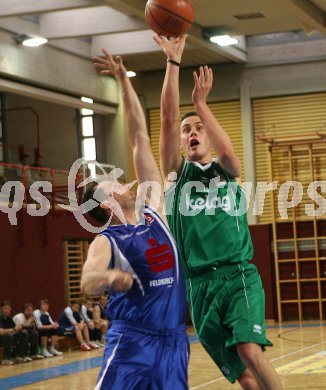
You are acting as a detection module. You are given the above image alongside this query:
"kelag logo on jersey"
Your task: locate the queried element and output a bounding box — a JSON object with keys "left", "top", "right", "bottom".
{"left": 145, "top": 238, "right": 174, "bottom": 273}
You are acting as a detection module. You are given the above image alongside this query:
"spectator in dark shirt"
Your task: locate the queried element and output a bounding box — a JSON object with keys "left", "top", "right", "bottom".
{"left": 93, "top": 294, "right": 110, "bottom": 345}
{"left": 0, "top": 300, "right": 29, "bottom": 365}
{"left": 59, "top": 301, "right": 99, "bottom": 351}
{"left": 16, "top": 154, "right": 33, "bottom": 187}
{"left": 31, "top": 155, "right": 51, "bottom": 181}
{"left": 33, "top": 299, "right": 62, "bottom": 358}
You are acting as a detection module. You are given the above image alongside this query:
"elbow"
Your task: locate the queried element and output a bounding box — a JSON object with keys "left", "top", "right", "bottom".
{"left": 80, "top": 277, "right": 89, "bottom": 296}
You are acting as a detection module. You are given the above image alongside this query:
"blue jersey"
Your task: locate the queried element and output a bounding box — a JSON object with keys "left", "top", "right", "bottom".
{"left": 99, "top": 207, "right": 186, "bottom": 330}
{"left": 58, "top": 307, "right": 82, "bottom": 329}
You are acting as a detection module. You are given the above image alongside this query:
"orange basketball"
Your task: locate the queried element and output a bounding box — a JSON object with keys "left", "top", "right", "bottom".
{"left": 145, "top": 0, "right": 195, "bottom": 37}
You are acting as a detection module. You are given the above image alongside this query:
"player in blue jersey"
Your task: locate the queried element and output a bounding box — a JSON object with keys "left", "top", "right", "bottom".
{"left": 81, "top": 50, "right": 189, "bottom": 390}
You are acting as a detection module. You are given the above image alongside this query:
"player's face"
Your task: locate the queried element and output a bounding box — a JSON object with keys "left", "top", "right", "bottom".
{"left": 72, "top": 304, "right": 80, "bottom": 312}
{"left": 97, "top": 181, "right": 136, "bottom": 211}
{"left": 100, "top": 296, "right": 108, "bottom": 306}
{"left": 180, "top": 115, "right": 211, "bottom": 162}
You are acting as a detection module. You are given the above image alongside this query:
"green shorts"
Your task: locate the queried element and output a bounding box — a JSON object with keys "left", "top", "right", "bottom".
{"left": 186, "top": 262, "right": 272, "bottom": 383}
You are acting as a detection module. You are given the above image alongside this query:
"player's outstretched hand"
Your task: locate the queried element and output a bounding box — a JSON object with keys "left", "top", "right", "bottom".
{"left": 108, "top": 269, "right": 134, "bottom": 292}
{"left": 94, "top": 49, "right": 127, "bottom": 81}
{"left": 153, "top": 34, "right": 188, "bottom": 63}
{"left": 192, "top": 65, "right": 213, "bottom": 107}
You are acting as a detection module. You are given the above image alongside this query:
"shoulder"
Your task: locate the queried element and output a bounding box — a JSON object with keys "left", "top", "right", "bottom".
{"left": 166, "top": 158, "right": 190, "bottom": 192}
{"left": 88, "top": 235, "right": 112, "bottom": 256}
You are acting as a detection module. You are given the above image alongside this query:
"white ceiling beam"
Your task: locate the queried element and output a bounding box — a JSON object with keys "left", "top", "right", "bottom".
{"left": 187, "top": 23, "right": 247, "bottom": 63}
{"left": 102, "top": 0, "right": 147, "bottom": 18}
{"left": 49, "top": 39, "right": 92, "bottom": 59}
{"left": 0, "top": 17, "right": 40, "bottom": 36}
{"left": 281, "top": 0, "right": 326, "bottom": 34}
{"left": 0, "top": 0, "right": 104, "bottom": 18}
{"left": 0, "top": 78, "right": 116, "bottom": 115}
{"left": 92, "top": 30, "right": 164, "bottom": 56}
{"left": 92, "top": 29, "right": 199, "bottom": 56}
{"left": 39, "top": 6, "right": 148, "bottom": 39}
{"left": 0, "top": 17, "right": 91, "bottom": 59}
{"left": 105, "top": 0, "right": 247, "bottom": 63}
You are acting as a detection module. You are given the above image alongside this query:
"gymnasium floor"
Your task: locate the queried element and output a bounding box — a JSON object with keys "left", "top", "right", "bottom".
{"left": 0, "top": 321, "right": 325, "bottom": 389}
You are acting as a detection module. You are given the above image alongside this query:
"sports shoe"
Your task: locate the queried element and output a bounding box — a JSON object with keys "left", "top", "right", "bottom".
{"left": 15, "top": 357, "right": 26, "bottom": 364}
{"left": 41, "top": 349, "right": 53, "bottom": 358}
{"left": 87, "top": 341, "right": 99, "bottom": 349}
{"left": 31, "top": 354, "right": 44, "bottom": 360}
{"left": 23, "top": 356, "right": 33, "bottom": 362}
{"left": 49, "top": 348, "right": 63, "bottom": 356}
{"left": 95, "top": 340, "right": 105, "bottom": 347}
{"left": 80, "top": 343, "right": 91, "bottom": 351}
{"left": 2, "top": 359, "right": 14, "bottom": 365}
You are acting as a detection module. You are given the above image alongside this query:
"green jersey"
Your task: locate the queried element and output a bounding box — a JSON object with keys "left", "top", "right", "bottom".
{"left": 165, "top": 158, "right": 253, "bottom": 278}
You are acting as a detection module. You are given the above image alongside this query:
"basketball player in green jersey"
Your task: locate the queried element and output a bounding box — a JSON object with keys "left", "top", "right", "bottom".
{"left": 154, "top": 35, "right": 282, "bottom": 390}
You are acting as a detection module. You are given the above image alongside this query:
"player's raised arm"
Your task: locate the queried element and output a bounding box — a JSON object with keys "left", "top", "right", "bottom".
{"left": 192, "top": 66, "right": 241, "bottom": 178}
{"left": 94, "top": 50, "right": 163, "bottom": 210}
{"left": 81, "top": 236, "right": 133, "bottom": 295}
{"left": 154, "top": 35, "right": 187, "bottom": 179}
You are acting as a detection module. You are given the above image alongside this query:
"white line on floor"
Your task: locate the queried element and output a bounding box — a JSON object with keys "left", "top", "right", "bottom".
{"left": 190, "top": 340, "right": 326, "bottom": 389}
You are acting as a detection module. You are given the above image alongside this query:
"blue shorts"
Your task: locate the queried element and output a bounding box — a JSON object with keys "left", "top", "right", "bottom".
{"left": 95, "top": 320, "right": 189, "bottom": 390}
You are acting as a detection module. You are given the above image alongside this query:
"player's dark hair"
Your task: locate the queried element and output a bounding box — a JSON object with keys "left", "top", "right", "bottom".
{"left": 1, "top": 300, "right": 12, "bottom": 308}
{"left": 180, "top": 111, "right": 198, "bottom": 122}
{"left": 40, "top": 299, "right": 49, "bottom": 306}
{"left": 83, "top": 183, "right": 110, "bottom": 225}
{"left": 23, "top": 302, "right": 33, "bottom": 311}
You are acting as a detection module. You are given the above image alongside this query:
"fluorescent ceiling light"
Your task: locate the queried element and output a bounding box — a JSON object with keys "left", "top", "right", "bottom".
{"left": 81, "top": 97, "right": 94, "bottom": 104}
{"left": 22, "top": 36, "right": 48, "bottom": 47}
{"left": 210, "top": 35, "right": 239, "bottom": 47}
{"left": 127, "top": 71, "right": 136, "bottom": 78}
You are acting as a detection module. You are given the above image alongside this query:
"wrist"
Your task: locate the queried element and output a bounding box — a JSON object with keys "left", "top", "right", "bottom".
{"left": 167, "top": 58, "right": 181, "bottom": 67}
{"left": 193, "top": 101, "right": 208, "bottom": 110}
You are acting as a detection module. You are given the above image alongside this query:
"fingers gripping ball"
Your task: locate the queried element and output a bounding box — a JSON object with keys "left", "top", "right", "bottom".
{"left": 145, "top": 0, "right": 195, "bottom": 37}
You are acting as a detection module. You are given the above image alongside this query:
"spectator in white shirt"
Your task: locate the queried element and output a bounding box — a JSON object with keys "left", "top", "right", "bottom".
{"left": 33, "top": 299, "right": 62, "bottom": 358}
{"left": 13, "top": 303, "right": 43, "bottom": 360}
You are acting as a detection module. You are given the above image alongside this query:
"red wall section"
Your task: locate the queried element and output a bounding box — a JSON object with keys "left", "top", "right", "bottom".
{"left": 0, "top": 210, "right": 277, "bottom": 321}
{"left": 0, "top": 210, "right": 95, "bottom": 319}
{"left": 249, "top": 224, "right": 277, "bottom": 320}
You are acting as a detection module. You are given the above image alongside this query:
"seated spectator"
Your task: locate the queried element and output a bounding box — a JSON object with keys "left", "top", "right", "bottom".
{"left": 32, "top": 155, "right": 51, "bottom": 182}
{"left": 94, "top": 294, "right": 109, "bottom": 321}
{"left": 16, "top": 154, "right": 33, "bottom": 187}
{"left": 81, "top": 299, "right": 107, "bottom": 347}
{"left": 33, "top": 299, "right": 62, "bottom": 358}
{"left": 0, "top": 300, "right": 29, "bottom": 364}
{"left": 93, "top": 294, "right": 110, "bottom": 345}
{"left": 13, "top": 303, "right": 44, "bottom": 360}
{"left": 58, "top": 301, "right": 99, "bottom": 351}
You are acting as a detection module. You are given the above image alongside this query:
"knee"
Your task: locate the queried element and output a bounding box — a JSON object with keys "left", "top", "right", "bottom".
{"left": 237, "top": 369, "right": 260, "bottom": 390}
{"left": 30, "top": 330, "right": 38, "bottom": 340}
{"left": 237, "top": 343, "right": 262, "bottom": 369}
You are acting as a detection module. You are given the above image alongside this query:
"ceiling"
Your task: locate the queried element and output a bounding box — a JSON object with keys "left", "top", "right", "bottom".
{"left": 0, "top": 0, "right": 326, "bottom": 72}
